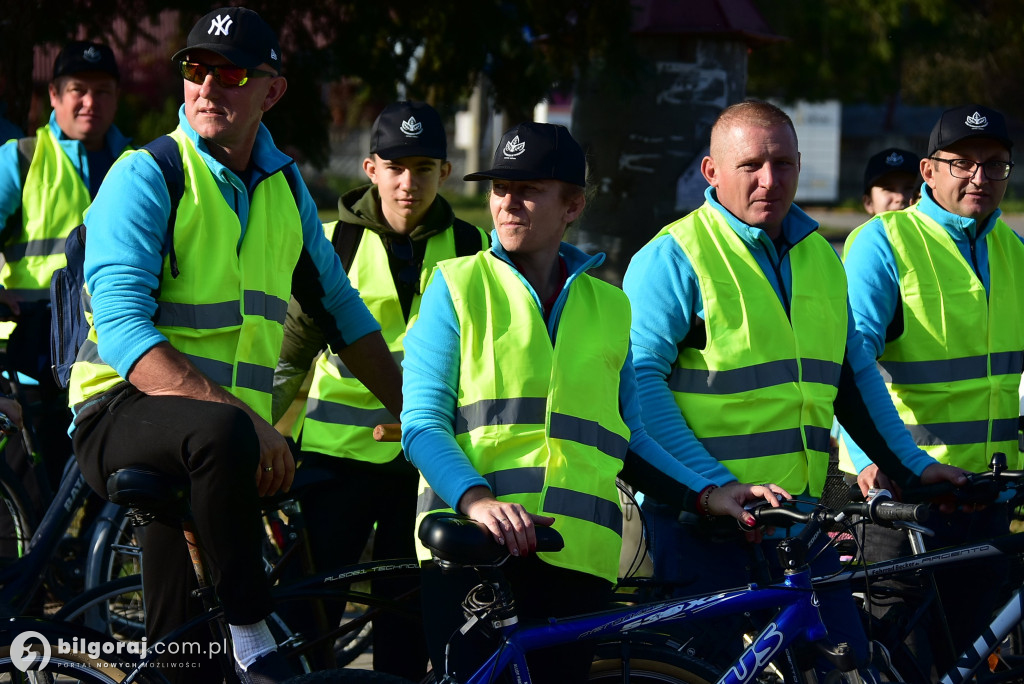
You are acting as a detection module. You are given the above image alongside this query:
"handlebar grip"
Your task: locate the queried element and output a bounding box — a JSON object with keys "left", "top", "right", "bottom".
{"left": 373, "top": 423, "right": 402, "bottom": 443}
{"left": 870, "top": 499, "right": 929, "bottom": 524}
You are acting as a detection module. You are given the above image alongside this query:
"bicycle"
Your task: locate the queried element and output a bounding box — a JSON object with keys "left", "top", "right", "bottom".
{"left": 283, "top": 493, "right": 928, "bottom": 684}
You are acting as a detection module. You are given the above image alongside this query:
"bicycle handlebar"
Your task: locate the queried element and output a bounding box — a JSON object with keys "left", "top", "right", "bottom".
{"left": 745, "top": 495, "right": 928, "bottom": 530}
{"left": 900, "top": 467, "right": 1024, "bottom": 506}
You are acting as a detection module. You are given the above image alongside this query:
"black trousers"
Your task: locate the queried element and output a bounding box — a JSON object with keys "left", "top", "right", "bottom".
{"left": 288, "top": 446, "right": 427, "bottom": 680}
{"left": 73, "top": 384, "right": 273, "bottom": 683}
{"left": 421, "top": 555, "right": 612, "bottom": 684}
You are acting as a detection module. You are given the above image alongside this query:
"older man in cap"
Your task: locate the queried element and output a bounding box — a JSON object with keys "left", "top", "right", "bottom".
{"left": 68, "top": 8, "right": 401, "bottom": 683}
{"left": 0, "top": 41, "right": 129, "bottom": 487}
{"left": 843, "top": 104, "right": 1024, "bottom": 673}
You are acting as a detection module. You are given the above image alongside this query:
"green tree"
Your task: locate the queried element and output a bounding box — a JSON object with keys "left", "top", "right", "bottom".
{"left": 748, "top": 0, "right": 1024, "bottom": 122}
{"left": 0, "top": 1, "right": 633, "bottom": 166}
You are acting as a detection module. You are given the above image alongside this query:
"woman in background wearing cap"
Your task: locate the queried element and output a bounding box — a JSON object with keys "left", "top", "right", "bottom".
{"left": 400, "top": 121, "right": 789, "bottom": 682}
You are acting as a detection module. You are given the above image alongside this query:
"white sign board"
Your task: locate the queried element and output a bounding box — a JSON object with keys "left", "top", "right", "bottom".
{"left": 779, "top": 100, "right": 841, "bottom": 204}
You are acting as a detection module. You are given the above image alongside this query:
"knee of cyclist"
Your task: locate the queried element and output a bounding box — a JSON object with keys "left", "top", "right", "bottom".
{"left": 185, "top": 404, "right": 260, "bottom": 473}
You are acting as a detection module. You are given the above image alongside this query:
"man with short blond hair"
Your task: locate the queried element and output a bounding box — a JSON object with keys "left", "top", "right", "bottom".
{"left": 623, "top": 99, "right": 967, "bottom": 677}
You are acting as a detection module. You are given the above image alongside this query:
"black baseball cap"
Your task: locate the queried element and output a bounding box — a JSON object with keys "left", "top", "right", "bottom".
{"left": 370, "top": 101, "right": 447, "bottom": 160}
{"left": 53, "top": 41, "right": 119, "bottom": 81}
{"left": 172, "top": 7, "right": 281, "bottom": 72}
{"left": 465, "top": 122, "right": 586, "bottom": 187}
{"left": 863, "top": 147, "right": 920, "bottom": 194}
{"left": 927, "top": 104, "right": 1012, "bottom": 156}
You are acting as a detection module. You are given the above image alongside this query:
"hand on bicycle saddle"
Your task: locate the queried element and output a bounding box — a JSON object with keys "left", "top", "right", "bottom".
{"left": 459, "top": 485, "right": 555, "bottom": 558}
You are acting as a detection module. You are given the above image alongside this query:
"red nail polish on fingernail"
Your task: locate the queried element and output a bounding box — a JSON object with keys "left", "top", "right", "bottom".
{"left": 745, "top": 516, "right": 755, "bottom": 526}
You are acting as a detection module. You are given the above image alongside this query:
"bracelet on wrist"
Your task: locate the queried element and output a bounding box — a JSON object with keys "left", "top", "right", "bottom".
{"left": 698, "top": 484, "right": 718, "bottom": 517}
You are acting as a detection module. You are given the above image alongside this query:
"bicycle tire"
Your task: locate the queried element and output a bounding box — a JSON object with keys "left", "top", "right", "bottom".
{"left": 590, "top": 639, "right": 723, "bottom": 684}
{"left": 84, "top": 502, "right": 141, "bottom": 592}
{"left": 284, "top": 670, "right": 414, "bottom": 684}
{"left": 0, "top": 446, "right": 36, "bottom": 562}
{"left": 53, "top": 575, "right": 145, "bottom": 641}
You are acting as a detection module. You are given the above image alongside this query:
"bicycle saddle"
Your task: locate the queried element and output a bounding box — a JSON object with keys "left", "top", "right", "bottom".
{"left": 418, "top": 512, "right": 564, "bottom": 566}
{"left": 106, "top": 468, "right": 191, "bottom": 521}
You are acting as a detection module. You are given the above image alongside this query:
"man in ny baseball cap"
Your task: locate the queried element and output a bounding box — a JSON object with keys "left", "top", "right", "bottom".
{"left": 465, "top": 121, "right": 586, "bottom": 186}
{"left": 172, "top": 6, "right": 282, "bottom": 72}
{"left": 861, "top": 147, "right": 921, "bottom": 215}
{"left": 842, "top": 101, "right": 1023, "bottom": 672}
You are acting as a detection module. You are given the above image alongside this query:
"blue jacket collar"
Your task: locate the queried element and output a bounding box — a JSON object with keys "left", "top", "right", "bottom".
{"left": 916, "top": 182, "right": 1002, "bottom": 242}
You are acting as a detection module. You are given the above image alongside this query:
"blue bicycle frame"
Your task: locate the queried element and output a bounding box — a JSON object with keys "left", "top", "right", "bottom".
{"left": 455, "top": 550, "right": 851, "bottom": 684}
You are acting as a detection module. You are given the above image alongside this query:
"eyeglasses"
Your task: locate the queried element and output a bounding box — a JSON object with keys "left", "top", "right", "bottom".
{"left": 178, "top": 60, "right": 275, "bottom": 88}
{"left": 928, "top": 156, "right": 1014, "bottom": 181}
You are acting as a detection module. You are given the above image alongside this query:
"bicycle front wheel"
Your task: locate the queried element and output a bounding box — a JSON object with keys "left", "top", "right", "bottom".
{"left": 590, "top": 639, "right": 723, "bottom": 684}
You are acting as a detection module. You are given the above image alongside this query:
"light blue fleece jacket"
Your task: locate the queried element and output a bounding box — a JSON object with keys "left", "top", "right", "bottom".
{"left": 400, "top": 232, "right": 715, "bottom": 512}
{"left": 81, "top": 106, "right": 379, "bottom": 389}
{"left": 841, "top": 183, "right": 1024, "bottom": 472}
{"left": 623, "top": 186, "right": 937, "bottom": 490}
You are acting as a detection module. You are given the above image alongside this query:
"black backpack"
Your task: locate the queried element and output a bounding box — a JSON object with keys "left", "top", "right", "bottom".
{"left": 49, "top": 135, "right": 183, "bottom": 389}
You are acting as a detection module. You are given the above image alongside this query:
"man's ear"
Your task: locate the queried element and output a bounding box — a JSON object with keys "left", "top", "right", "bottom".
{"left": 261, "top": 76, "right": 288, "bottom": 113}
{"left": 700, "top": 156, "right": 718, "bottom": 187}
{"left": 920, "top": 157, "right": 936, "bottom": 189}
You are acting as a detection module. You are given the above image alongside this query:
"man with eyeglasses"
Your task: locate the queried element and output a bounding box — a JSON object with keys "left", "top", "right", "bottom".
{"left": 67, "top": 8, "right": 401, "bottom": 684}
{"left": 0, "top": 41, "right": 128, "bottom": 490}
{"left": 271, "top": 101, "right": 488, "bottom": 679}
{"left": 843, "top": 103, "right": 1024, "bottom": 674}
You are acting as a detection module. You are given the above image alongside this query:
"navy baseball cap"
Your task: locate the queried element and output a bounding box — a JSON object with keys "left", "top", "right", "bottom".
{"left": 863, "top": 148, "right": 920, "bottom": 193}
{"left": 172, "top": 7, "right": 281, "bottom": 72}
{"left": 465, "top": 122, "right": 586, "bottom": 187}
{"left": 927, "top": 105, "right": 1012, "bottom": 156}
{"left": 370, "top": 101, "right": 447, "bottom": 160}
{"left": 53, "top": 41, "right": 119, "bottom": 81}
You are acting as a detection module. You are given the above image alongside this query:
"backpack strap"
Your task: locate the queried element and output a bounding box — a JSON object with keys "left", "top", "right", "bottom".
{"left": 331, "top": 222, "right": 364, "bottom": 273}
{"left": 141, "top": 135, "right": 184, "bottom": 279}
{"left": 452, "top": 217, "right": 490, "bottom": 257}
{"left": 0, "top": 137, "right": 39, "bottom": 251}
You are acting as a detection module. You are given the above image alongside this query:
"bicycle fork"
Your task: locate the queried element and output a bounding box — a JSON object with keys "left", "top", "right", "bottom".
{"left": 939, "top": 588, "right": 1024, "bottom": 684}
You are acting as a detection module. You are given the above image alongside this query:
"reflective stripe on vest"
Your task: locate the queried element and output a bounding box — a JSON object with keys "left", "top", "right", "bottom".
{"left": 873, "top": 207, "right": 1024, "bottom": 472}
{"left": 414, "top": 251, "right": 631, "bottom": 582}
{"left": 298, "top": 224, "right": 485, "bottom": 462}
{"left": 68, "top": 127, "right": 303, "bottom": 421}
{"left": 3, "top": 127, "right": 120, "bottom": 300}
{"left": 664, "top": 203, "right": 847, "bottom": 496}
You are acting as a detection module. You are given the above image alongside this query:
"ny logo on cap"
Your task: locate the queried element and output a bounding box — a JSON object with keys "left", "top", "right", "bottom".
{"left": 400, "top": 117, "right": 423, "bottom": 137}
{"left": 503, "top": 135, "right": 526, "bottom": 158}
{"left": 965, "top": 112, "right": 988, "bottom": 130}
{"left": 209, "top": 14, "right": 233, "bottom": 36}
{"left": 82, "top": 46, "right": 102, "bottom": 63}
{"left": 885, "top": 152, "right": 904, "bottom": 166}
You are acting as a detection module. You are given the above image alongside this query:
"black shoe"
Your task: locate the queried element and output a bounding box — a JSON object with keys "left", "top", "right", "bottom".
{"left": 234, "top": 650, "right": 296, "bottom": 684}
